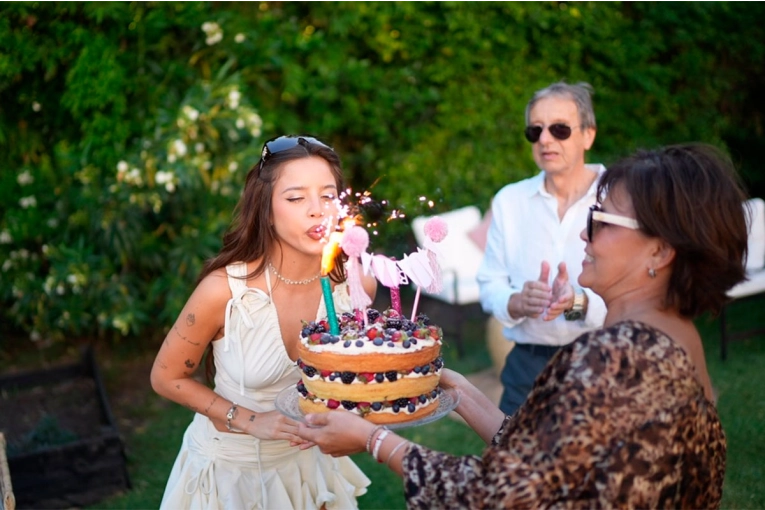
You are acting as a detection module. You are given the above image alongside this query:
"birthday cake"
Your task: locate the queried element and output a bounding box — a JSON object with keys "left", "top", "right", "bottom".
{"left": 295, "top": 308, "right": 444, "bottom": 424}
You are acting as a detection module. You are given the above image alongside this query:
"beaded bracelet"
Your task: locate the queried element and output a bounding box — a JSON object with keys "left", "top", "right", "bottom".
{"left": 385, "top": 440, "right": 410, "bottom": 467}
{"left": 372, "top": 429, "right": 390, "bottom": 463}
{"left": 225, "top": 402, "right": 239, "bottom": 431}
{"left": 365, "top": 425, "right": 386, "bottom": 454}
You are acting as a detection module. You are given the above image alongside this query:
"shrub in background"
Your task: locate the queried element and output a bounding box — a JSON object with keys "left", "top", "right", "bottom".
{"left": 1, "top": 2, "right": 763, "bottom": 349}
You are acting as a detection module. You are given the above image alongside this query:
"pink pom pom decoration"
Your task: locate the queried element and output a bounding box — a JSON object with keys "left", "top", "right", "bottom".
{"left": 340, "top": 225, "right": 370, "bottom": 258}
{"left": 424, "top": 217, "right": 448, "bottom": 243}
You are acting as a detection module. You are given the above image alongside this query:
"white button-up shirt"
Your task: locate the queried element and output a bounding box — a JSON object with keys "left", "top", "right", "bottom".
{"left": 477, "top": 164, "right": 608, "bottom": 346}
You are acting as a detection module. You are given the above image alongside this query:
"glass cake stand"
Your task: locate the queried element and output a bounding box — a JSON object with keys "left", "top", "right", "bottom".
{"left": 274, "top": 385, "right": 460, "bottom": 430}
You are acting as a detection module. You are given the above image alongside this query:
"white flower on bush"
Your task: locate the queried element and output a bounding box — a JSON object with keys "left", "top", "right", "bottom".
{"left": 0, "top": 230, "right": 11, "bottom": 244}
{"left": 236, "top": 118, "right": 245, "bottom": 129}
{"left": 235, "top": 33, "right": 245, "bottom": 43}
{"left": 30, "top": 330, "right": 41, "bottom": 342}
{"left": 56, "top": 283, "right": 65, "bottom": 295}
{"left": 202, "top": 21, "right": 223, "bottom": 46}
{"left": 228, "top": 89, "right": 241, "bottom": 109}
{"left": 156, "top": 170, "right": 176, "bottom": 193}
{"left": 2, "top": 259, "right": 12, "bottom": 272}
{"left": 112, "top": 317, "right": 129, "bottom": 335}
{"left": 247, "top": 113, "right": 263, "bottom": 137}
{"left": 32, "top": 102, "right": 41, "bottom": 112}
{"left": 47, "top": 218, "right": 58, "bottom": 228}
{"left": 124, "top": 168, "right": 143, "bottom": 186}
{"left": 228, "top": 129, "right": 240, "bottom": 142}
{"left": 172, "top": 139, "right": 187, "bottom": 157}
{"left": 182, "top": 105, "right": 200, "bottom": 121}
{"left": 168, "top": 154, "right": 177, "bottom": 164}
{"left": 117, "top": 160, "right": 129, "bottom": 173}
{"left": 19, "top": 196, "right": 37, "bottom": 208}
{"left": 228, "top": 161, "right": 238, "bottom": 172}
{"left": 195, "top": 142, "right": 205, "bottom": 154}
{"left": 17, "top": 170, "right": 34, "bottom": 185}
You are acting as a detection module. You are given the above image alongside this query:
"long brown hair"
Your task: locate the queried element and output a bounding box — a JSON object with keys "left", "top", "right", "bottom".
{"left": 202, "top": 136, "right": 348, "bottom": 382}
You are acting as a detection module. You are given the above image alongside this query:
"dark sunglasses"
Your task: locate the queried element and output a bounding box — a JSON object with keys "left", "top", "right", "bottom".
{"left": 524, "top": 123, "right": 579, "bottom": 143}
{"left": 587, "top": 204, "right": 640, "bottom": 242}
{"left": 259, "top": 135, "right": 333, "bottom": 171}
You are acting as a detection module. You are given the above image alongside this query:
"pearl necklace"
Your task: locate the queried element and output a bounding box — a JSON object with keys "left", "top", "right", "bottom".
{"left": 268, "top": 262, "right": 321, "bottom": 285}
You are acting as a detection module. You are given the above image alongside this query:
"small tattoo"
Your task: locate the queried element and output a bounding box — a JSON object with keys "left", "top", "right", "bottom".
{"left": 186, "top": 338, "right": 200, "bottom": 346}
{"left": 173, "top": 324, "right": 186, "bottom": 340}
{"left": 185, "top": 359, "right": 196, "bottom": 369}
{"left": 249, "top": 414, "right": 256, "bottom": 422}
{"left": 186, "top": 313, "right": 195, "bottom": 326}
{"left": 158, "top": 360, "right": 167, "bottom": 369}
{"left": 204, "top": 394, "right": 219, "bottom": 414}
{"left": 175, "top": 384, "right": 181, "bottom": 390}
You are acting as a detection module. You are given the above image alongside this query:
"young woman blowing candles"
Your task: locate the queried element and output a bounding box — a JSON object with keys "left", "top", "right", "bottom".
{"left": 296, "top": 143, "right": 748, "bottom": 509}
{"left": 151, "top": 135, "right": 376, "bottom": 509}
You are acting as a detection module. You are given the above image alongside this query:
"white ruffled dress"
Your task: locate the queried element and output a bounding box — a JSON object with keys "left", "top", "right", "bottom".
{"left": 159, "top": 262, "right": 370, "bottom": 509}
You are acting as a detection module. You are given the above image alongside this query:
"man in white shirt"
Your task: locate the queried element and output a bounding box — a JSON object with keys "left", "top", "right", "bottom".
{"left": 477, "top": 82, "right": 608, "bottom": 415}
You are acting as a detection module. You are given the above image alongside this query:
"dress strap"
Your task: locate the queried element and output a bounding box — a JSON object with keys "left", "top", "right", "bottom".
{"left": 225, "top": 261, "right": 249, "bottom": 293}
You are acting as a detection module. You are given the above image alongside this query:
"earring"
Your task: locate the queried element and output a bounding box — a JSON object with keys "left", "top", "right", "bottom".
{"left": 648, "top": 268, "right": 656, "bottom": 278}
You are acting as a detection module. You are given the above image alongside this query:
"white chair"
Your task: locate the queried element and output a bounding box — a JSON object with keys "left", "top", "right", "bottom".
{"left": 411, "top": 205, "right": 486, "bottom": 355}
{"left": 720, "top": 197, "right": 765, "bottom": 360}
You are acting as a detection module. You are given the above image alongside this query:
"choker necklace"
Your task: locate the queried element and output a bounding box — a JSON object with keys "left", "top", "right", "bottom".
{"left": 268, "top": 262, "right": 321, "bottom": 285}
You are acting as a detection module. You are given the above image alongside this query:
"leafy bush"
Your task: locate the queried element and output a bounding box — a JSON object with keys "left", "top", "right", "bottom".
{"left": 1, "top": 2, "right": 764, "bottom": 347}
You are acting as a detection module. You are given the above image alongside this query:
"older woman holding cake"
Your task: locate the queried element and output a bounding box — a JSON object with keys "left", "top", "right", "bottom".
{"left": 296, "top": 143, "right": 748, "bottom": 509}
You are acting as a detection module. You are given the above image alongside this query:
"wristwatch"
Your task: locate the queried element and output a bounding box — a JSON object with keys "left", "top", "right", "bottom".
{"left": 564, "top": 287, "right": 587, "bottom": 321}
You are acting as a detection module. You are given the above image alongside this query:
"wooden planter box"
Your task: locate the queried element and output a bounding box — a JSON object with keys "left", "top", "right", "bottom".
{"left": 0, "top": 346, "right": 131, "bottom": 509}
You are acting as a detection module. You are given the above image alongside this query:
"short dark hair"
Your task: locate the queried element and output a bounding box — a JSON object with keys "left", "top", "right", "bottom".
{"left": 597, "top": 143, "right": 749, "bottom": 318}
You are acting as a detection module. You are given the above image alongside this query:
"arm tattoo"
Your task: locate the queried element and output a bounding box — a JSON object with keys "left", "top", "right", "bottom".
{"left": 174, "top": 325, "right": 200, "bottom": 346}
{"left": 249, "top": 414, "right": 256, "bottom": 422}
{"left": 204, "top": 394, "right": 219, "bottom": 414}
{"left": 186, "top": 313, "right": 196, "bottom": 326}
{"left": 185, "top": 359, "right": 196, "bottom": 369}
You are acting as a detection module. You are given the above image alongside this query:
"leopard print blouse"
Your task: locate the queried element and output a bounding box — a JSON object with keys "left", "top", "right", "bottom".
{"left": 403, "top": 321, "right": 726, "bottom": 509}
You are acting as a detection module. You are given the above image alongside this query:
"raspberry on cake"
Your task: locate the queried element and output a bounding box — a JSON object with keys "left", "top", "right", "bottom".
{"left": 295, "top": 308, "right": 444, "bottom": 425}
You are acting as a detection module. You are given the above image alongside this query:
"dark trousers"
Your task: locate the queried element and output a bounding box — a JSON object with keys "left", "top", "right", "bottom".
{"left": 498, "top": 342, "right": 560, "bottom": 415}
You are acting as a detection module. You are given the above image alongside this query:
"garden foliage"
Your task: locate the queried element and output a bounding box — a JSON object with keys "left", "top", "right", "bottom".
{"left": 1, "top": 2, "right": 764, "bottom": 346}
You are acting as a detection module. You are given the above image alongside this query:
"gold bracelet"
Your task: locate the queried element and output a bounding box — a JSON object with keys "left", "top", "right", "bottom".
{"left": 385, "top": 440, "right": 410, "bottom": 467}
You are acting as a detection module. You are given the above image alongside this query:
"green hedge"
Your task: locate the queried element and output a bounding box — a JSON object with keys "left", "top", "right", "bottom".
{"left": 2, "top": 2, "right": 764, "bottom": 347}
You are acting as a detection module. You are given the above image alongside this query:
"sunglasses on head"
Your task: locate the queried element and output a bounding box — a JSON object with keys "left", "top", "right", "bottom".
{"left": 587, "top": 204, "right": 640, "bottom": 242}
{"left": 259, "top": 135, "right": 333, "bottom": 172}
{"left": 524, "top": 123, "right": 579, "bottom": 143}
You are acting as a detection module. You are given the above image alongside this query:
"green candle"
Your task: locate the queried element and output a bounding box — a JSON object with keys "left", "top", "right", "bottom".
{"left": 320, "top": 276, "right": 340, "bottom": 335}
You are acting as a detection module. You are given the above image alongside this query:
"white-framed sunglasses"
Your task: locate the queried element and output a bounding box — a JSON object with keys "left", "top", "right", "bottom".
{"left": 587, "top": 204, "right": 640, "bottom": 242}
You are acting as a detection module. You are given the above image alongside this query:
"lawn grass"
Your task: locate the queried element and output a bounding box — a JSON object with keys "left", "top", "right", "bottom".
{"left": 7, "top": 295, "right": 762, "bottom": 509}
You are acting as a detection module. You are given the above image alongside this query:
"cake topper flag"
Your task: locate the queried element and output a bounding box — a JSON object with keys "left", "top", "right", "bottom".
{"left": 363, "top": 254, "right": 406, "bottom": 315}
{"left": 340, "top": 224, "right": 373, "bottom": 325}
{"left": 398, "top": 248, "right": 434, "bottom": 319}
{"left": 409, "top": 216, "right": 448, "bottom": 319}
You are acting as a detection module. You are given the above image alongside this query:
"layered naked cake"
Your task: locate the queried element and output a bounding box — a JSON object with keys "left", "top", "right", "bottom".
{"left": 295, "top": 308, "right": 444, "bottom": 424}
